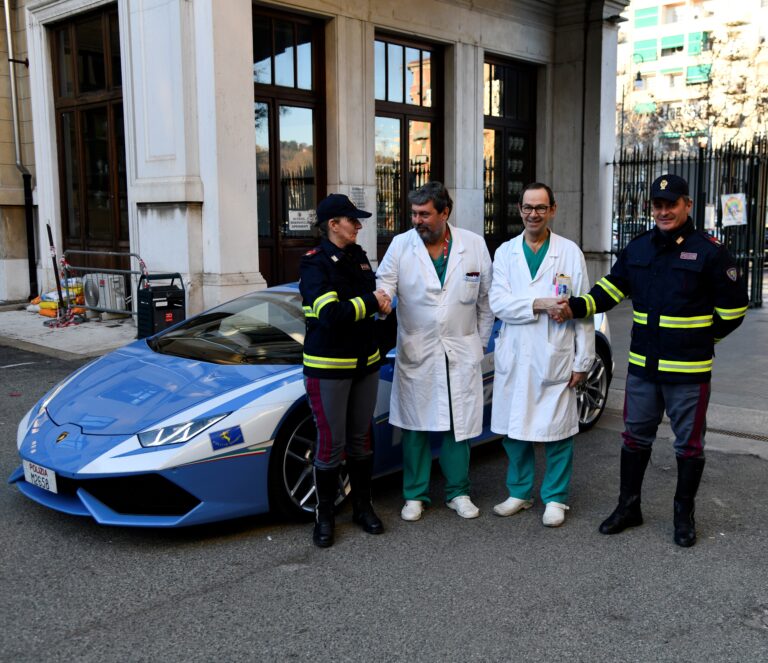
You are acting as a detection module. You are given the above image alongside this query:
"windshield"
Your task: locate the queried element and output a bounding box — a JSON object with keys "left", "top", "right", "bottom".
{"left": 148, "top": 289, "right": 305, "bottom": 365}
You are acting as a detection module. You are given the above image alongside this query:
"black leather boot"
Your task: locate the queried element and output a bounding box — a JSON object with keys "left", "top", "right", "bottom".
{"left": 599, "top": 446, "right": 652, "bottom": 535}
{"left": 673, "top": 456, "right": 705, "bottom": 548}
{"left": 313, "top": 467, "right": 339, "bottom": 548}
{"left": 348, "top": 456, "right": 384, "bottom": 535}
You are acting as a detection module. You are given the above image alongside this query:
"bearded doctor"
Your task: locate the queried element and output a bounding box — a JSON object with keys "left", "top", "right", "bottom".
{"left": 489, "top": 182, "right": 594, "bottom": 527}
{"left": 376, "top": 182, "right": 494, "bottom": 522}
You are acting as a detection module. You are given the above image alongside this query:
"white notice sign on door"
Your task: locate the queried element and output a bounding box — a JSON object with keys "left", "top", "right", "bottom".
{"left": 288, "top": 210, "right": 316, "bottom": 231}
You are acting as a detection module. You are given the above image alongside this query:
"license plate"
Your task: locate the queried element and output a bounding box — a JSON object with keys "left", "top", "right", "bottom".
{"left": 22, "top": 460, "right": 58, "bottom": 494}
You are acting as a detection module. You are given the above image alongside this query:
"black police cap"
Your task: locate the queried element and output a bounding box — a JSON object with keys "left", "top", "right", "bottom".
{"left": 651, "top": 174, "right": 689, "bottom": 202}
{"left": 316, "top": 194, "right": 372, "bottom": 225}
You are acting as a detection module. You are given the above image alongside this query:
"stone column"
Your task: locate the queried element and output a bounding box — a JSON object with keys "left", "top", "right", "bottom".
{"left": 552, "top": 0, "right": 627, "bottom": 281}
{"left": 444, "top": 41, "right": 484, "bottom": 237}
{"left": 324, "top": 16, "right": 378, "bottom": 262}
{"left": 192, "top": 0, "right": 265, "bottom": 308}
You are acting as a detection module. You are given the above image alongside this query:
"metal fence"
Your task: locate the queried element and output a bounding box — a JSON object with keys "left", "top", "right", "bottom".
{"left": 612, "top": 137, "right": 767, "bottom": 306}
{"left": 375, "top": 160, "right": 430, "bottom": 238}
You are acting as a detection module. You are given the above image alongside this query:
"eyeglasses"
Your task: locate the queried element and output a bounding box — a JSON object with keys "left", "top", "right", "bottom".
{"left": 520, "top": 204, "right": 551, "bottom": 215}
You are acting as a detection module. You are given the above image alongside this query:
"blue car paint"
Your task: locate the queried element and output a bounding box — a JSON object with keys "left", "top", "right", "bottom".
{"left": 45, "top": 340, "right": 291, "bottom": 435}
{"left": 9, "top": 283, "right": 610, "bottom": 528}
{"left": 10, "top": 435, "right": 274, "bottom": 527}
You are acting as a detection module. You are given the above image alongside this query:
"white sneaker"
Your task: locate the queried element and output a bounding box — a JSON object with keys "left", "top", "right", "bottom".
{"left": 493, "top": 496, "right": 534, "bottom": 517}
{"left": 401, "top": 500, "right": 424, "bottom": 521}
{"left": 446, "top": 495, "right": 480, "bottom": 519}
{"left": 542, "top": 502, "right": 569, "bottom": 527}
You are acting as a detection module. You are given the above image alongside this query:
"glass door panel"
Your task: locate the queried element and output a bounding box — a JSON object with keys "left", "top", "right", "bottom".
{"left": 114, "top": 103, "right": 128, "bottom": 240}
{"left": 60, "top": 111, "right": 80, "bottom": 239}
{"left": 82, "top": 106, "right": 111, "bottom": 240}
{"left": 279, "top": 105, "right": 315, "bottom": 238}
{"left": 274, "top": 21, "right": 295, "bottom": 88}
{"left": 483, "top": 128, "right": 501, "bottom": 237}
{"left": 505, "top": 132, "right": 526, "bottom": 237}
{"left": 255, "top": 102, "right": 271, "bottom": 237}
{"left": 296, "top": 23, "right": 312, "bottom": 90}
{"left": 76, "top": 16, "right": 106, "bottom": 93}
{"left": 408, "top": 120, "right": 431, "bottom": 191}
{"left": 375, "top": 116, "right": 401, "bottom": 240}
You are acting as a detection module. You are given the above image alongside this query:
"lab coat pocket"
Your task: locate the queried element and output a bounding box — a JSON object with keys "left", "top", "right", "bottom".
{"left": 397, "top": 330, "right": 427, "bottom": 367}
{"left": 535, "top": 344, "right": 573, "bottom": 386}
{"left": 493, "top": 327, "right": 514, "bottom": 376}
{"left": 459, "top": 278, "right": 481, "bottom": 304}
{"left": 547, "top": 317, "right": 572, "bottom": 348}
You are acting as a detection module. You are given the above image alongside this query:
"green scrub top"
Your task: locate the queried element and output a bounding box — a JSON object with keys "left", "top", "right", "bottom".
{"left": 522, "top": 232, "right": 550, "bottom": 279}
{"left": 431, "top": 234, "right": 453, "bottom": 285}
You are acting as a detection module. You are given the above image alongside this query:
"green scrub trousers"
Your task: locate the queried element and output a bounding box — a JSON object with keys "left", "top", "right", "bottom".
{"left": 503, "top": 436, "right": 573, "bottom": 504}
{"left": 401, "top": 430, "right": 471, "bottom": 503}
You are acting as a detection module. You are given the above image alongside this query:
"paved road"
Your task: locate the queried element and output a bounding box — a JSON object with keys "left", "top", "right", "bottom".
{"left": 2, "top": 344, "right": 767, "bottom": 662}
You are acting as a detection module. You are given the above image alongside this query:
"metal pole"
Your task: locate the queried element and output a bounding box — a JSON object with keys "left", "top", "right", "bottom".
{"left": 695, "top": 141, "right": 706, "bottom": 231}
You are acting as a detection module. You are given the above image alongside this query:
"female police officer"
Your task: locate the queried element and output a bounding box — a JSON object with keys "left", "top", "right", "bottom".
{"left": 300, "top": 194, "right": 391, "bottom": 547}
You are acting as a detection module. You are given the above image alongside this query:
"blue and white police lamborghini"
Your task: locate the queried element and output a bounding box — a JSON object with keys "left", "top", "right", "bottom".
{"left": 9, "top": 284, "right": 612, "bottom": 527}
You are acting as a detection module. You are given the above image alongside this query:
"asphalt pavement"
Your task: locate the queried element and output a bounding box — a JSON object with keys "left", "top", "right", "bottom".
{"left": 1, "top": 295, "right": 767, "bottom": 661}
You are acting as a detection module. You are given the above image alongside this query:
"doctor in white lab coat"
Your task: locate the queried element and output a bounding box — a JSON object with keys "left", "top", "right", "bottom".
{"left": 489, "top": 183, "right": 594, "bottom": 528}
{"left": 376, "top": 182, "right": 494, "bottom": 522}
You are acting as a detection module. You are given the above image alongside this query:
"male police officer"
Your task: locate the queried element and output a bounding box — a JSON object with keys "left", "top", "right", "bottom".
{"left": 551, "top": 174, "right": 748, "bottom": 547}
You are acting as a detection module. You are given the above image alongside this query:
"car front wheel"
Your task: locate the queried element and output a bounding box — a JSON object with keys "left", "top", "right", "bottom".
{"left": 267, "top": 406, "right": 350, "bottom": 521}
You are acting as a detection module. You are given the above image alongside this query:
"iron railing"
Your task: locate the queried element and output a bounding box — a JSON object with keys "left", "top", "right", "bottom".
{"left": 612, "top": 137, "right": 767, "bottom": 306}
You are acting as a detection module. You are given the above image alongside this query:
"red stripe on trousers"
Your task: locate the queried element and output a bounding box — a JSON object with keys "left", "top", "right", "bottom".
{"left": 305, "top": 377, "right": 333, "bottom": 464}
{"left": 684, "top": 382, "right": 710, "bottom": 459}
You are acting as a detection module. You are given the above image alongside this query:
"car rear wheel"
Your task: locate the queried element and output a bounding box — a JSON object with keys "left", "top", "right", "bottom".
{"left": 577, "top": 344, "right": 612, "bottom": 431}
{"left": 267, "top": 406, "right": 350, "bottom": 521}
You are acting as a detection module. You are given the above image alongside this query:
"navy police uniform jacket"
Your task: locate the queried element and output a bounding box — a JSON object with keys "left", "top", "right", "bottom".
{"left": 299, "top": 238, "right": 381, "bottom": 378}
{"left": 569, "top": 218, "right": 748, "bottom": 384}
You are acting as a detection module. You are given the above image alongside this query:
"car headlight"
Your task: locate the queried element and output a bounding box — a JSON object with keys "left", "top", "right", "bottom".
{"left": 138, "top": 414, "right": 230, "bottom": 448}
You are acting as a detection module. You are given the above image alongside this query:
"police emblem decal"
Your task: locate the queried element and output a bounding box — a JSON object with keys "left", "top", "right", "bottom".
{"left": 660, "top": 179, "right": 668, "bottom": 190}
{"left": 726, "top": 267, "right": 738, "bottom": 282}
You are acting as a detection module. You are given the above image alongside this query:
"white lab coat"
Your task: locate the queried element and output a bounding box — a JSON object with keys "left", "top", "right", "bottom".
{"left": 490, "top": 231, "right": 594, "bottom": 442}
{"left": 376, "top": 225, "right": 494, "bottom": 441}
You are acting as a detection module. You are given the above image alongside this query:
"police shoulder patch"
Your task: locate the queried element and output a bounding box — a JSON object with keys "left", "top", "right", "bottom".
{"left": 706, "top": 234, "right": 721, "bottom": 246}
{"left": 726, "top": 267, "right": 738, "bottom": 282}
{"left": 304, "top": 248, "right": 320, "bottom": 257}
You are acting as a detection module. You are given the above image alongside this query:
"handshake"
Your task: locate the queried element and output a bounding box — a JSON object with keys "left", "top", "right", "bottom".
{"left": 374, "top": 289, "right": 393, "bottom": 315}
{"left": 533, "top": 297, "right": 573, "bottom": 323}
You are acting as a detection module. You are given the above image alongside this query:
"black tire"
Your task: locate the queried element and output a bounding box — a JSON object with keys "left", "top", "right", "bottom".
{"left": 267, "top": 405, "right": 350, "bottom": 521}
{"left": 577, "top": 343, "right": 612, "bottom": 432}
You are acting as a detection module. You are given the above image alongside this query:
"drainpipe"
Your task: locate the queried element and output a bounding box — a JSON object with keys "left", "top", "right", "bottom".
{"left": 3, "top": 1, "right": 38, "bottom": 300}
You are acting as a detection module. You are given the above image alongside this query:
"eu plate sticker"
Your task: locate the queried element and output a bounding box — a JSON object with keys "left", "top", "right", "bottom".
{"left": 210, "top": 426, "right": 245, "bottom": 450}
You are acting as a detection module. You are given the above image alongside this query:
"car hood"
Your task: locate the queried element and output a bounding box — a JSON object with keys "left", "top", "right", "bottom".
{"left": 45, "top": 340, "right": 299, "bottom": 435}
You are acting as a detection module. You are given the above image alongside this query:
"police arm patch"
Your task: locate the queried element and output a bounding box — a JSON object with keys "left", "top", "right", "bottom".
{"left": 726, "top": 267, "right": 738, "bottom": 282}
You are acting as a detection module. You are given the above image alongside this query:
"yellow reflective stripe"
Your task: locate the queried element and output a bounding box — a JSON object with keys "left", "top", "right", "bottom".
{"left": 576, "top": 294, "right": 596, "bottom": 316}
{"left": 658, "top": 358, "right": 713, "bottom": 373}
{"left": 367, "top": 349, "right": 381, "bottom": 366}
{"left": 313, "top": 291, "right": 339, "bottom": 317}
{"left": 303, "top": 306, "right": 317, "bottom": 319}
{"left": 303, "top": 353, "right": 357, "bottom": 369}
{"left": 633, "top": 310, "right": 648, "bottom": 325}
{"left": 583, "top": 294, "right": 596, "bottom": 317}
{"left": 659, "top": 314, "right": 713, "bottom": 329}
{"left": 628, "top": 352, "right": 646, "bottom": 367}
{"left": 597, "top": 277, "right": 625, "bottom": 304}
{"left": 351, "top": 296, "right": 366, "bottom": 322}
{"left": 714, "top": 305, "right": 747, "bottom": 321}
